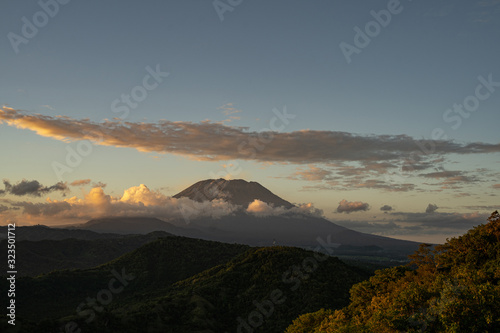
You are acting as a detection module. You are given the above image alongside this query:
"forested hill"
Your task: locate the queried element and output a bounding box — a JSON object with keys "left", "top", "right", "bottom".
{"left": 286, "top": 211, "right": 500, "bottom": 332}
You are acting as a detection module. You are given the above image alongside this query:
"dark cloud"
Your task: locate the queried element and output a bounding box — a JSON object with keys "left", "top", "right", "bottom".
{"left": 334, "top": 220, "right": 420, "bottom": 236}
{"left": 1, "top": 179, "right": 68, "bottom": 197}
{"left": 92, "top": 182, "right": 107, "bottom": 188}
{"left": 426, "top": 203, "right": 439, "bottom": 213}
{"left": 335, "top": 211, "right": 487, "bottom": 238}
{"left": 380, "top": 205, "right": 393, "bottom": 212}
{"left": 336, "top": 199, "right": 370, "bottom": 214}
{"left": 343, "top": 178, "right": 416, "bottom": 192}
{"left": 0, "top": 205, "right": 9, "bottom": 213}
{"left": 335, "top": 211, "right": 488, "bottom": 238}
{"left": 464, "top": 205, "right": 499, "bottom": 211}
{"left": 1, "top": 108, "right": 500, "bottom": 165}
{"left": 419, "top": 170, "right": 478, "bottom": 185}
{"left": 390, "top": 211, "right": 487, "bottom": 230}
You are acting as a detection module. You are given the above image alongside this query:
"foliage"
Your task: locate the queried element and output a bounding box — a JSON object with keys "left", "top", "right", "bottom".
{"left": 0, "top": 235, "right": 368, "bottom": 332}
{"left": 285, "top": 211, "right": 500, "bottom": 333}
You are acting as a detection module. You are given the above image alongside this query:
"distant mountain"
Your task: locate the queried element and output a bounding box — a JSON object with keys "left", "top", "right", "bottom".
{"left": 66, "top": 179, "right": 420, "bottom": 259}
{"left": 0, "top": 224, "right": 122, "bottom": 241}
{"left": 185, "top": 213, "right": 419, "bottom": 258}
{"left": 0, "top": 231, "right": 172, "bottom": 277}
{"left": 173, "top": 178, "right": 295, "bottom": 208}
{"left": 81, "top": 217, "right": 183, "bottom": 234}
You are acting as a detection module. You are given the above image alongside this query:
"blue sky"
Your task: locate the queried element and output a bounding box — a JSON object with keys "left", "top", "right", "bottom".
{"left": 1, "top": 0, "right": 499, "bottom": 243}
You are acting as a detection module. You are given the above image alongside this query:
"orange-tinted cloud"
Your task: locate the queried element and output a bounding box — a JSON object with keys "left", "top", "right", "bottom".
{"left": 2, "top": 107, "right": 500, "bottom": 164}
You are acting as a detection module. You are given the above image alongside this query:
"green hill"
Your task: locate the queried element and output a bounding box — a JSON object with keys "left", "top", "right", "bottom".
{"left": 58, "top": 246, "right": 369, "bottom": 332}
{"left": 285, "top": 211, "right": 500, "bottom": 333}
{"left": 1, "top": 237, "right": 369, "bottom": 332}
{"left": 0, "top": 236, "right": 250, "bottom": 329}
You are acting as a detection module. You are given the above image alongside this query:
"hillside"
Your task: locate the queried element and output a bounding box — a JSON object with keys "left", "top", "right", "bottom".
{"left": 0, "top": 231, "right": 172, "bottom": 277}
{"left": 0, "top": 237, "right": 369, "bottom": 332}
{"left": 285, "top": 211, "right": 500, "bottom": 332}
{"left": 44, "top": 247, "right": 369, "bottom": 332}
{"left": 0, "top": 236, "right": 250, "bottom": 325}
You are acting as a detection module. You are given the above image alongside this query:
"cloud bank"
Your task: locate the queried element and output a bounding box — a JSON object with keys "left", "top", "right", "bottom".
{"left": 2, "top": 107, "right": 500, "bottom": 165}
{"left": 1, "top": 184, "right": 325, "bottom": 224}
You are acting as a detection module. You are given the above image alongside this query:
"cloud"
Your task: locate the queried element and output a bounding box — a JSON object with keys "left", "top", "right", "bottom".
{"left": 1, "top": 179, "right": 68, "bottom": 197}
{"left": 390, "top": 211, "right": 488, "bottom": 230}
{"left": 380, "top": 205, "right": 393, "bottom": 212}
{"left": 292, "top": 202, "right": 324, "bottom": 218}
{"left": 3, "top": 183, "right": 327, "bottom": 224}
{"left": 245, "top": 199, "right": 325, "bottom": 218}
{"left": 218, "top": 103, "right": 243, "bottom": 123}
{"left": 464, "top": 205, "right": 499, "bottom": 211}
{"left": 2, "top": 107, "right": 500, "bottom": 165}
{"left": 246, "top": 199, "right": 286, "bottom": 217}
{"left": 70, "top": 179, "right": 91, "bottom": 186}
{"left": 120, "top": 184, "right": 170, "bottom": 206}
{"left": 425, "top": 203, "right": 439, "bottom": 214}
{"left": 4, "top": 184, "right": 326, "bottom": 224}
{"left": 335, "top": 211, "right": 488, "bottom": 239}
{"left": 336, "top": 199, "right": 370, "bottom": 214}
{"left": 344, "top": 178, "right": 416, "bottom": 192}
{"left": 419, "top": 170, "right": 463, "bottom": 179}
{"left": 419, "top": 170, "right": 477, "bottom": 183}
{"left": 493, "top": 184, "right": 500, "bottom": 189}
{"left": 40, "top": 105, "right": 55, "bottom": 111}
{"left": 287, "top": 165, "right": 334, "bottom": 181}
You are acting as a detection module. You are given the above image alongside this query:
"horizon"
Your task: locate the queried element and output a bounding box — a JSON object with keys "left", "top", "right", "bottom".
{"left": 1, "top": 1, "right": 500, "bottom": 244}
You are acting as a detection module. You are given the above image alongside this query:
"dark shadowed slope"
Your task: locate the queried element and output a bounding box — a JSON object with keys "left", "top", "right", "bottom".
{"left": 0, "top": 231, "right": 172, "bottom": 276}
{"left": 3, "top": 236, "right": 250, "bottom": 325}
{"left": 0, "top": 224, "right": 122, "bottom": 241}
{"left": 14, "top": 245, "right": 369, "bottom": 333}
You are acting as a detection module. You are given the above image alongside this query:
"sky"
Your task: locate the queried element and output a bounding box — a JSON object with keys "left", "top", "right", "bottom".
{"left": 1, "top": 0, "right": 499, "bottom": 243}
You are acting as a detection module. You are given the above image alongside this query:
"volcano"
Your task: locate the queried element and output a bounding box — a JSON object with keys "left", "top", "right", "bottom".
{"left": 73, "top": 179, "right": 420, "bottom": 258}
{"left": 173, "top": 178, "right": 294, "bottom": 208}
